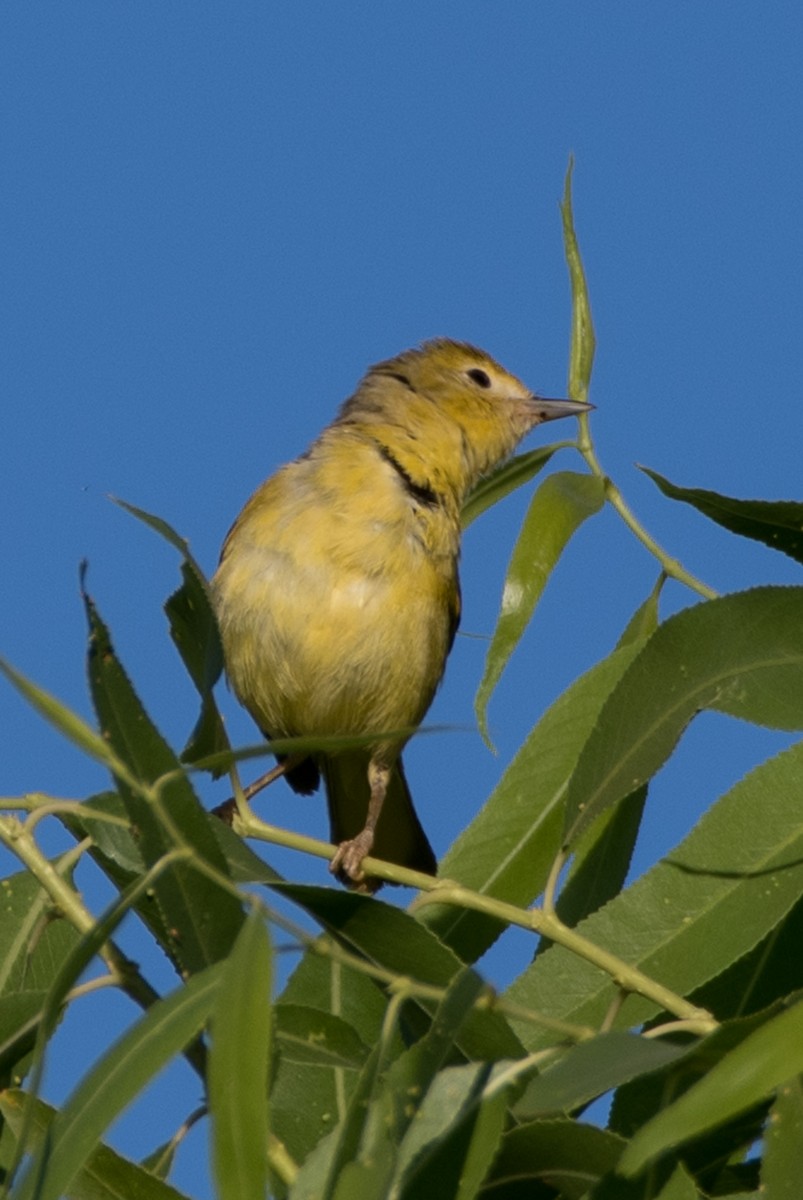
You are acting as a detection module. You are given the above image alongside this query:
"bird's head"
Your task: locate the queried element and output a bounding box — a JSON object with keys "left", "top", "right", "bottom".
{"left": 344, "top": 338, "right": 590, "bottom": 492}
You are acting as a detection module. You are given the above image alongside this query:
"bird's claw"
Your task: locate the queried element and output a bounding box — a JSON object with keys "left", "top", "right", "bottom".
{"left": 330, "top": 832, "right": 380, "bottom": 893}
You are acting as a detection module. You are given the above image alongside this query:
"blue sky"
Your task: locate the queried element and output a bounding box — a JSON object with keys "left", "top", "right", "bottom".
{"left": 2, "top": 4, "right": 801, "bottom": 1196}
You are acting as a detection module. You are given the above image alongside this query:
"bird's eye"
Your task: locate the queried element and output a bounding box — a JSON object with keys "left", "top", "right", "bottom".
{"left": 466, "top": 367, "right": 492, "bottom": 388}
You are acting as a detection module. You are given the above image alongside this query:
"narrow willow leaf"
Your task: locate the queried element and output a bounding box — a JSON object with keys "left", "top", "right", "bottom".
{"left": 271, "top": 950, "right": 390, "bottom": 1169}
{"left": 552, "top": 785, "right": 648, "bottom": 935}
{"left": 83, "top": 584, "right": 243, "bottom": 974}
{"left": 112, "top": 497, "right": 206, "bottom": 578}
{"left": 640, "top": 468, "right": 803, "bottom": 566}
{"left": 0, "top": 997, "right": 44, "bottom": 1086}
{"left": 486, "top": 1118, "right": 623, "bottom": 1199}
{"left": 0, "top": 1090, "right": 192, "bottom": 1199}
{"left": 209, "top": 910, "right": 272, "bottom": 1200}
{"left": 461, "top": 444, "right": 561, "bottom": 529}
{"left": 762, "top": 1076, "right": 803, "bottom": 1198}
{"left": 274, "top": 1004, "right": 370, "bottom": 1069}
{"left": 13, "top": 965, "right": 222, "bottom": 1200}
{"left": 563, "top": 586, "right": 803, "bottom": 845}
{"left": 592, "top": 1161, "right": 702, "bottom": 1200}
{"left": 422, "top": 640, "right": 646, "bottom": 962}
{"left": 64, "top": 791, "right": 145, "bottom": 874}
{"left": 209, "top": 819, "right": 284, "bottom": 886}
{"left": 164, "top": 560, "right": 228, "bottom": 766}
{"left": 289, "top": 1041, "right": 386, "bottom": 1200}
{"left": 0, "top": 657, "right": 125, "bottom": 774}
{"left": 506, "top": 740, "right": 803, "bottom": 1048}
{"left": 475, "top": 470, "right": 605, "bottom": 744}
{"left": 561, "top": 157, "right": 597, "bottom": 401}
{"left": 114, "top": 498, "right": 229, "bottom": 769}
{"left": 615, "top": 574, "right": 665, "bottom": 649}
{"left": 619, "top": 1000, "right": 803, "bottom": 1177}
{"left": 652, "top": 1164, "right": 703, "bottom": 1200}
{"left": 512, "top": 1032, "right": 684, "bottom": 1120}
{"left": 0, "top": 867, "right": 83, "bottom": 1000}
{"left": 0, "top": 867, "right": 82, "bottom": 1085}
{"left": 166, "top": 574, "right": 228, "bottom": 766}
{"left": 366, "top": 970, "right": 485, "bottom": 1155}
{"left": 334, "top": 983, "right": 516, "bottom": 1200}
{"left": 394, "top": 1062, "right": 502, "bottom": 1200}
{"left": 164, "top": 560, "right": 222, "bottom": 694}
{"left": 689, "top": 891, "right": 803, "bottom": 1022}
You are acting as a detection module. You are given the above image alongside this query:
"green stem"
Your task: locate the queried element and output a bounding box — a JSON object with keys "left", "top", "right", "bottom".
{"left": 418, "top": 883, "right": 715, "bottom": 1029}
{"left": 238, "top": 809, "right": 715, "bottom": 1030}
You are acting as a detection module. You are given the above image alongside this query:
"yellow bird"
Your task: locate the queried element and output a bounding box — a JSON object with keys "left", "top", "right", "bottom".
{"left": 212, "top": 339, "right": 588, "bottom": 890}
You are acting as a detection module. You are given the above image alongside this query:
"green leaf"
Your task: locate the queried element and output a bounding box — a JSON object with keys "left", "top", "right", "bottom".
{"left": 289, "top": 1040, "right": 387, "bottom": 1200}
{"left": 269, "top": 949, "right": 390, "bottom": 1172}
{"left": 651, "top": 1164, "right": 703, "bottom": 1200}
{"left": 620, "top": 999, "right": 803, "bottom": 1177}
{"left": 0, "top": 861, "right": 82, "bottom": 1083}
{"left": 762, "top": 1076, "right": 803, "bottom": 1198}
{"left": 616, "top": 574, "right": 665, "bottom": 649}
{"left": 0, "top": 866, "right": 83, "bottom": 1002}
{"left": 551, "top": 785, "right": 648, "bottom": 935}
{"left": 592, "top": 1161, "right": 703, "bottom": 1200}
{"left": 421, "top": 640, "right": 646, "bottom": 962}
{"left": 475, "top": 470, "right": 605, "bottom": 743}
{"left": 165, "top": 570, "right": 229, "bottom": 767}
{"left": 164, "top": 561, "right": 223, "bottom": 696}
{"left": 82, "top": 582, "right": 244, "bottom": 975}
{"left": 563, "top": 586, "right": 803, "bottom": 845}
{"left": 690, "top": 889, "right": 803, "bottom": 1021}
{"left": 640, "top": 468, "right": 803, "bottom": 566}
{"left": 65, "top": 791, "right": 146, "bottom": 874}
{"left": 209, "top": 818, "right": 284, "bottom": 885}
{"left": 113, "top": 498, "right": 229, "bottom": 766}
{"left": 561, "top": 157, "right": 597, "bottom": 402}
{"left": 13, "top": 964, "right": 222, "bottom": 1200}
{"left": 394, "top": 1061, "right": 505, "bottom": 1200}
{"left": 461, "top": 444, "right": 562, "bottom": 529}
{"left": 112, "top": 498, "right": 207, "bottom": 579}
{"left": 0, "top": 657, "right": 127, "bottom": 775}
{"left": 506, "top": 740, "right": 803, "bottom": 1047}
{"left": 486, "top": 1118, "right": 623, "bottom": 1199}
{"left": 209, "top": 909, "right": 272, "bottom": 1200}
{"left": 512, "top": 1032, "right": 685, "bottom": 1119}
{"left": 368, "top": 970, "right": 485, "bottom": 1153}
{"left": 0, "top": 1090, "right": 193, "bottom": 1199}
{"left": 275, "top": 1004, "right": 370, "bottom": 1069}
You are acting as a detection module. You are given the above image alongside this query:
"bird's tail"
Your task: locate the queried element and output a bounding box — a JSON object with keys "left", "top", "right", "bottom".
{"left": 322, "top": 752, "right": 437, "bottom": 880}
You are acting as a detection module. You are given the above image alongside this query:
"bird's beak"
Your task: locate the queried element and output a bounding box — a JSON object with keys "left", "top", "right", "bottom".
{"left": 529, "top": 396, "right": 594, "bottom": 423}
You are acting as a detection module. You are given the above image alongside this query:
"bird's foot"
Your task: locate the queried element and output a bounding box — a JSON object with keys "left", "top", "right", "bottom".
{"left": 330, "top": 830, "right": 381, "bottom": 893}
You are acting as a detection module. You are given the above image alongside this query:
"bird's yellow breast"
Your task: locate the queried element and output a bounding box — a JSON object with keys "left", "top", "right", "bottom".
{"left": 212, "top": 433, "right": 459, "bottom": 745}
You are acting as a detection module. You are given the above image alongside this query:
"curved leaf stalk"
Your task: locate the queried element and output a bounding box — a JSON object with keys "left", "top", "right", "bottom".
{"left": 580, "top": 436, "right": 719, "bottom": 601}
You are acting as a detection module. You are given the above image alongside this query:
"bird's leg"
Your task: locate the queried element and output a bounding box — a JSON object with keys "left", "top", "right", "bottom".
{"left": 211, "top": 755, "right": 303, "bottom": 824}
{"left": 329, "top": 759, "right": 390, "bottom": 890}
